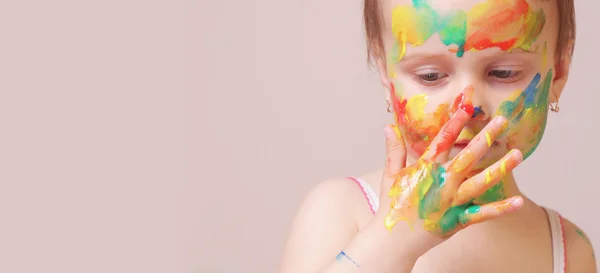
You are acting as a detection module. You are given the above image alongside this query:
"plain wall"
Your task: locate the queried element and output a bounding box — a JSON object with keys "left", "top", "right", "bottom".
{"left": 0, "top": 0, "right": 595, "bottom": 272}
{"left": 189, "top": 0, "right": 599, "bottom": 272}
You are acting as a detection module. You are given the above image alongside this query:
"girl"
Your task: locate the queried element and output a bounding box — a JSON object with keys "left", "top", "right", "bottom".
{"left": 279, "top": 0, "right": 596, "bottom": 272}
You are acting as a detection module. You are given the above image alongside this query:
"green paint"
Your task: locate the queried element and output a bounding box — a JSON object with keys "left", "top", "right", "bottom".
{"left": 438, "top": 204, "right": 467, "bottom": 233}
{"left": 465, "top": 205, "right": 481, "bottom": 215}
{"left": 438, "top": 11, "right": 467, "bottom": 57}
{"left": 389, "top": 0, "right": 546, "bottom": 62}
{"left": 418, "top": 165, "right": 446, "bottom": 218}
{"left": 497, "top": 70, "right": 552, "bottom": 160}
{"left": 576, "top": 228, "right": 596, "bottom": 261}
{"left": 475, "top": 182, "right": 506, "bottom": 204}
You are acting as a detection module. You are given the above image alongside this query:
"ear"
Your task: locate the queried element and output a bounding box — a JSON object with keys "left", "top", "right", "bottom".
{"left": 375, "top": 56, "right": 392, "bottom": 101}
{"left": 550, "top": 42, "right": 574, "bottom": 103}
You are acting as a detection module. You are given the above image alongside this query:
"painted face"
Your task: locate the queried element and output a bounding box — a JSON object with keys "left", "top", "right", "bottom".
{"left": 385, "top": 0, "right": 557, "bottom": 170}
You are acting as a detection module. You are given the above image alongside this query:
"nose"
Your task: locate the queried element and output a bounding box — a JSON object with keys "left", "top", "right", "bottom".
{"left": 450, "top": 85, "right": 490, "bottom": 121}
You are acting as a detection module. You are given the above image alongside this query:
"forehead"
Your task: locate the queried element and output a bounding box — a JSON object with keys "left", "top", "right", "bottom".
{"left": 381, "top": 0, "right": 559, "bottom": 56}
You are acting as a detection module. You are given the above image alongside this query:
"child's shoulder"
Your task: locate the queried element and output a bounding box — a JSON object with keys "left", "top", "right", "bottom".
{"left": 557, "top": 214, "right": 597, "bottom": 272}
{"left": 300, "top": 174, "right": 377, "bottom": 218}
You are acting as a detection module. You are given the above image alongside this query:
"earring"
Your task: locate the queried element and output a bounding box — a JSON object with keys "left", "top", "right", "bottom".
{"left": 386, "top": 100, "right": 392, "bottom": 113}
{"left": 550, "top": 101, "right": 560, "bottom": 113}
{"left": 549, "top": 92, "right": 560, "bottom": 113}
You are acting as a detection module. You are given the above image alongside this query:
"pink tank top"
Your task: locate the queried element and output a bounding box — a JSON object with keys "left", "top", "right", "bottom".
{"left": 347, "top": 176, "right": 567, "bottom": 273}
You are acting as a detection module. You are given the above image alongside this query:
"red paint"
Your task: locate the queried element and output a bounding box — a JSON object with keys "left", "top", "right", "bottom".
{"left": 464, "top": 0, "right": 534, "bottom": 52}
{"left": 451, "top": 86, "right": 475, "bottom": 117}
{"left": 390, "top": 82, "right": 407, "bottom": 125}
{"left": 434, "top": 110, "right": 469, "bottom": 157}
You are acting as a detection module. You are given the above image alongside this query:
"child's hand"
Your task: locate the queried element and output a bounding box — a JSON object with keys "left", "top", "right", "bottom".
{"left": 374, "top": 109, "right": 524, "bottom": 256}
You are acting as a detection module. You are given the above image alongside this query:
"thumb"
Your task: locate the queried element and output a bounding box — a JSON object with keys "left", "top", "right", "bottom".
{"left": 384, "top": 124, "right": 407, "bottom": 179}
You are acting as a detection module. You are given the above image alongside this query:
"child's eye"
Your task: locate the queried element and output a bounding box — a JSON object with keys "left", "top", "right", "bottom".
{"left": 488, "top": 70, "right": 523, "bottom": 81}
{"left": 413, "top": 72, "right": 448, "bottom": 86}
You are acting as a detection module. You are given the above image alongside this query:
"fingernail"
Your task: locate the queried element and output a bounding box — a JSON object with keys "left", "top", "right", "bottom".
{"left": 511, "top": 196, "right": 524, "bottom": 207}
{"left": 511, "top": 149, "right": 523, "bottom": 162}
{"left": 498, "top": 117, "right": 509, "bottom": 131}
{"left": 466, "top": 205, "right": 481, "bottom": 215}
{"left": 494, "top": 116, "right": 507, "bottom": 126}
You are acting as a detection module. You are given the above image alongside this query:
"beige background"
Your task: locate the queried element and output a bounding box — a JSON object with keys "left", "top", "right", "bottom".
{"left": 190, "top": 0, "right": 599, "bottom": 272}
{"left": 0, "top": 0, "right": 596, "bottom": 272}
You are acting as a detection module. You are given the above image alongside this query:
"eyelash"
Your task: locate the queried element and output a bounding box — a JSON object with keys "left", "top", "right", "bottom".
{"left": 412, "top": 70, "right": 523, "bottom": 86}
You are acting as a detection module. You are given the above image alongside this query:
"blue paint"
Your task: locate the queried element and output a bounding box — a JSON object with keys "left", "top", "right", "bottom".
{"left": 472, "top": 106, "right": 482, "bottom": 118}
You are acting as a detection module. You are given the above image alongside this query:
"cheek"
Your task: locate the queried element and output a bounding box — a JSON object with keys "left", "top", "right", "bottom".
{"left": 495, "top": 71, "right": 552, "bottom": 159}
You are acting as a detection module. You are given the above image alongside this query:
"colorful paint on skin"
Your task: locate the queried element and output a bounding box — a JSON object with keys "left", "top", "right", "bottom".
{"left": 385, "top": 159, "right": 446, "bottom": 231}
{"left": 496, "top": 70, "right": 552, "bottom": 159}
{"left": 476, "top": 183, "right": 506, "bottom": 204}
{"left": 391, "top": 83, "right": 474, "bottom": 156}
{"left": 449, "top": 150, "right": 474, "bottom": 173}
{"left": 485, "top": 132, "right": 493, "bottom": 147}
{"left": 389, "top": 0, "right": 546, "bottom": 69}
{"left": 387, "top": 0, "right": 547, "bottom": 158}
{"left": 576, "top": 228, "right": 596, "bottom": 261}
{"left": 386, "top": 110, "right": 469, "bottom": 234}
{"left": 451, "top": 85, "right": 476, "bottom": 118}
{"left": 336, "top": 251, "right": 360, "bottom": 267}
{"left": 384, "top": 0, "right": 551, "bottom": 233}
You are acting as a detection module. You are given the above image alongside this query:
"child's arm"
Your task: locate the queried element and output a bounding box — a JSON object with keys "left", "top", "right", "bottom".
{"left": 278, "top": 178, "right": 419, "bottom": 273}
{"left": 279, "top": 112, "right": 524, "bottom": 273}
{"left": 277, "top": 178, "right": 370, "bottom": 273}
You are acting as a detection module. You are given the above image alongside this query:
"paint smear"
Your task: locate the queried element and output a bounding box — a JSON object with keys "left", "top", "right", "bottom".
{"left": 389, "top": 0, "right": 545, "bottom": 72}
{"left": 391, "top": 84, "right": 474, "bottom": 155}
{"left": 384, "top": 0, "right": 551, "bottom": 232}
{"left": 386, "top": 158, "right": 472, "bottom": 235}
{"left": 496, "top": 70, "right": 552, "bottom": 159}
{"left": 576, "top": 228, "right": 596, "bottom": 261}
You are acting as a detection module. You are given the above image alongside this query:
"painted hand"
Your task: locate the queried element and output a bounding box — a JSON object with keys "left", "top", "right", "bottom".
{"left": 379, "top": 109, "right": 524, "bottom": 240}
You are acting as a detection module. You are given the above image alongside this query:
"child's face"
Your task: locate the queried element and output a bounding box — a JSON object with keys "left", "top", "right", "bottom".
{"left": 381, "top": 0, "right": 561, "bottom": 171}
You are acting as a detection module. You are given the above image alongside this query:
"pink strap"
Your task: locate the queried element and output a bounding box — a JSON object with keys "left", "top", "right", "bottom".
{"left": 559, "top": 215, "right": 567, "bottom": 273}
{"left": 347, "top": 177, "right": 377, "bottom": 215}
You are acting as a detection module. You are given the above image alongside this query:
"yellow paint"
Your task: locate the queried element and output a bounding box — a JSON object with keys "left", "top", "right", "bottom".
{"left": 542, "top": 41, "right": 548, "bottom": 70}
{"left": 450, "top": 150, "right": 474, "bottom": 173}
{"left": 393, "top": 125, "right": 402, "bottom": 139}
{"left": 500, "top": 160, "right": 507, "bottom": 177}
{"left": 485, "top": 132, "right": 493, "bottom": 147}
{"left": 405, "top": 94, "right": 428, "bottom": 120}
{"left": 485, "top": 169, "right": 493, "bottom": 184}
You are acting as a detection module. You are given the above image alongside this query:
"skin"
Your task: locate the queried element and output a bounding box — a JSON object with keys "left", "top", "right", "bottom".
{"left": 279, "top": 0, "right": 596, "bottom": 272}
{"left": 380, "top": 0, "right": 563, "bottom": 205}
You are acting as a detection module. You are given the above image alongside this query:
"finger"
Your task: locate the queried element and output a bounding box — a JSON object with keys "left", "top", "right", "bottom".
{"left": 384, "top": 124, "right": 407, "bottom": 178}
{"left": 458, "top": 196, "right": 524, "bottom": 228}
{"left": 447, "top": 115, "right": 509, "bottom": 176}
{"left": 453, "top": 149, "right": 523, "bottom": 206}
{"left": 420, "top": 109, "right": 470, "bottom": 163}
